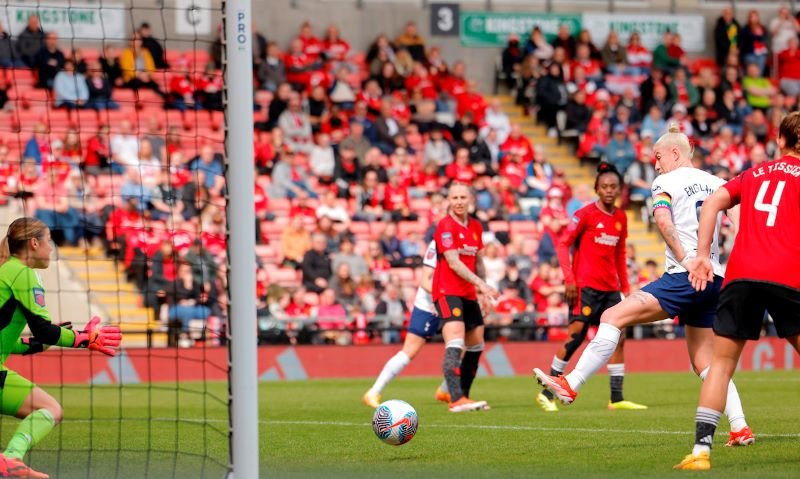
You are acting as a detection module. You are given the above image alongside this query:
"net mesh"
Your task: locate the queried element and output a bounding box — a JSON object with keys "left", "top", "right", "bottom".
{"left": 0, "top": 1, "right": 230, "bottom": 477}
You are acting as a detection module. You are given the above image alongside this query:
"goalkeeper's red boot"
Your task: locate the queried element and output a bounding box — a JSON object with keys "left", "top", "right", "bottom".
{"left": 0, "top": 455, "right": 49, "bottom": 478}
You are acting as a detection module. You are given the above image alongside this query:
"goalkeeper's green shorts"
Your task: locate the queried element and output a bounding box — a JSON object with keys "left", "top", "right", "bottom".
{"left": 0, "top": 370, "right": 34, "bottom": 416}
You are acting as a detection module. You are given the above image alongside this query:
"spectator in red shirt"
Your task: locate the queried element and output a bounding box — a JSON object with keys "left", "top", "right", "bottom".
{"left": 570, "top": 44, "right": 603, "bottom": 83}
{"left": 445, "top": 147, "right": 476, "bottom": 184}
{"left": 167, "top": 58, "right": 196, "bottom": 111}
{"left": 405, "top": 61, "right": 438, "bottom": 100}
{"left": 779, "top": 37, "right": 800, "bottom": 96}
{"left": 82, "top": 124, "right": 110, "bottom": 176}
{"left": 456, "top": 81, "right": 487, "bottom": 125}
{"left": 321, "top": 23, "right": 350, "bottom": 64}
{"left": 297, "top": 21, "right": 323, "bottom": 60}
{"left": 382, "top": 172, "right": 415, "bottom": 222}
{"left": 500, "top": 123, "right": 535, "bottom": 163}
{"left": 284, "top": 38, "right": 321, "bottom": 90}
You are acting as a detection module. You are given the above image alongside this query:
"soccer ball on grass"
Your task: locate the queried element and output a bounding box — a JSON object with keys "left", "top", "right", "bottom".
{"left": 371, "top": 400, "right": 418, "bottom": 446}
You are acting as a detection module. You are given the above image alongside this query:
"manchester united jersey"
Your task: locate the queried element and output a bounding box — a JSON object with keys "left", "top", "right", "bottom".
{"left": 432, "top": 215, "right": 484, "bottom": 301}
{"left": 556, "top": 202, "right": 629, "bottom": 292}
{"left": 723, "top": 155, "right": 800, "bottom": 289}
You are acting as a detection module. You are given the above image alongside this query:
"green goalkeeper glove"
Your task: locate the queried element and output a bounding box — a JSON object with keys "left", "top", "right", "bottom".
{"left": 73, "top": 316, "right": 122, "bottom": 356}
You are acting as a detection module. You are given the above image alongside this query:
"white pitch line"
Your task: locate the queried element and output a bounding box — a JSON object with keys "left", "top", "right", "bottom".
{"left": 261, "top": 419, "right": 800, "bottom": 439}
{"left": 60, "top": 418, "right": 800, "bottom": 439}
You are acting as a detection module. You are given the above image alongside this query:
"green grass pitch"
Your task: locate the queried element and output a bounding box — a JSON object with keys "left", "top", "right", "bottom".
{"left": 6, "top": 370, "right": 799, "bottom": 478}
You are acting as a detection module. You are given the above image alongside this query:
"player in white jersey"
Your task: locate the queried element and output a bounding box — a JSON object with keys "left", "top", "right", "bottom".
{"left": 535, "top": 124, "right": 754, "bottom": 446}
{"left": 363, "top": 241, "right": 450, "bottom": 407}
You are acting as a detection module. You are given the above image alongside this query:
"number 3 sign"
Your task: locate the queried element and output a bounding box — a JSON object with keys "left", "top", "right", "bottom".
{"left": 430, "top": 3, "right": 460, "bottom": 36}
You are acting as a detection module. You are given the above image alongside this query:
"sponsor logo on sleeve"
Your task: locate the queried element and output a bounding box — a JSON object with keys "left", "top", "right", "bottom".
{"left": 32, "top": 287, "right": 45, "bottom": 307}
{"left": 441, "top": 232, "right": 453, "bottom": 248}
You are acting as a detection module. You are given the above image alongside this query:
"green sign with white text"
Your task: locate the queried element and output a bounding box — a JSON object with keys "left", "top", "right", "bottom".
{"left": 460, "top": 12, "right": 582, "bottom": 47}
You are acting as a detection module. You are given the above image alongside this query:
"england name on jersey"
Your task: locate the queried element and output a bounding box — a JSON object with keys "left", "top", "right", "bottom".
{"left": 651, "top": 166, "right": 726, "bottom": 276}
{"left": 413, "top": 241, "right": 437, "bottom": 314}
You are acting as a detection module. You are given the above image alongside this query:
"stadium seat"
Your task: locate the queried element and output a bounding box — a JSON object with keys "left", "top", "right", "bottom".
{"left": 393, "top": 268, "right": 415, "bottom": 286}
{"left": 349, "top": 222, "right": 369, "bottom": 239}
{"left": 398, "top": 221, "right": 425, "bottom": 238}
{"left": 489, "top": 221, "right": 509, "bottom": 233}
{"left": 270, "top": 268, "right": 300, "bottom": 288}
{"left": 509, "top": 221, "right": 538, "bottom": 238}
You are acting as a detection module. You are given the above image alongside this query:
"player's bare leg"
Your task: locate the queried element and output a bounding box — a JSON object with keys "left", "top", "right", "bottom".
{"left": 535, "top": 291, "right": 666, "bottom": 404}
{"left": 1, "top": 386, "right": 62, "bottom": 478}
{"left": 683, "top": 326, "right": 751, "bottom": 446}
{"left": 364, "top": 333, "right": 428, "bottom": 407}
{"left": 676, "top": 335, "right": 746, "bottom": 471}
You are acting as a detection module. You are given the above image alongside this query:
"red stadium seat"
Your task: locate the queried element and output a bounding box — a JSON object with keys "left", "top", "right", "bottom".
{"left": 489, "top": 221, "right": 509, "bottom": 233}
{"left": 269, "top": 268, "right": 300, "bottom": 288}
{"left": 392, "top": 268, "right": 415, "bottom": 286}
{"left": 349, "top": 222, "right": 369, "bottom": 239}
{"left": 398, "top": 221, "right": 425, "bottom": 238}
{"left": 509, "top": 221, "right": 539, "bottom": 239}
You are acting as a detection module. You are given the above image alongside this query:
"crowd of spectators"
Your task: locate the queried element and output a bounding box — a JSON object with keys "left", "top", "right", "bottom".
{"left": 3, "top": 7, "right": 789, "bottom": 346}
{"left": 502, "top": 5, "right": 796, "bottom": 190}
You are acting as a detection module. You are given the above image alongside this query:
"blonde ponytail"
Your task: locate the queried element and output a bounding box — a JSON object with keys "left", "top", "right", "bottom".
{"left": 655, "top": 122, "right": 693, "bottom": 159}
{"left": 0, "top": 236, "right": 10, "bottom": 268}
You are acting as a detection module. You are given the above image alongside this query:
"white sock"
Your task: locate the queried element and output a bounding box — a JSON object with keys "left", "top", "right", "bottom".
{"left": 699, "top": 367, "right": 748, "bottom": 432}
{"left": 692, "top": 444, "right": 711, "bottom": 456}
{"left": 550, "top": 356, "right": 568, "bottom": 374}
{"left": 607, "top": 363, "right": 625, "bottom": 377}
{"left": 439, "top": 378, "right": 448, "bottom": 393}
{"left": 565, "top": 323, "right": 621, "bottom": 391}
{"left": 370, "top": 351, "right": 411, "bottom": 394}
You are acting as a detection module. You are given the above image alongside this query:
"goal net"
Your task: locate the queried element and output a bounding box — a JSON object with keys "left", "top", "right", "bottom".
{"left": 0, "top": 0, "right": 254, "bottom": 476}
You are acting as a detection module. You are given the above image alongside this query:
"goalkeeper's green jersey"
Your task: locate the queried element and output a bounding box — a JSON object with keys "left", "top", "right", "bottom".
{"left": 0, "top": 257, "right": 75, "bottom": 365}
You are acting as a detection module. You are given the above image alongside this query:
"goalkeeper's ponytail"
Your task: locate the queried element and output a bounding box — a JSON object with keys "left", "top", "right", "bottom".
{"left": 0, "top": 217, "right": 48, "bottom": 267}
{"left": 0, "top": 235, "right": 9, "bottom": 268}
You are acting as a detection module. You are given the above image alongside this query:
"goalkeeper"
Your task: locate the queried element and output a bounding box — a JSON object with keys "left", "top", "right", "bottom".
{"left": 0, "top": 217, "right": 122, "bottom": 478}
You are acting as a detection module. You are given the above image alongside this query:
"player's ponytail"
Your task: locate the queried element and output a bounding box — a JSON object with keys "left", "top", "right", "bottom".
{"left": 594, "top": 162, "right": 623, "bottom": 190}
{"left": 0, "top": 217, "right": 48, "bottom": 267}
{"left": 655, "top": 121, "right": 693, "bottom": 159}
{"left": 0, "top": 235, "right": 9, "bottom": 268}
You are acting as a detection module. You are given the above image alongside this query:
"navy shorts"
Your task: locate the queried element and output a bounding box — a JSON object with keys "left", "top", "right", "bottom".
{"left": 406, "top": 307, "right": 440, "bottom": 339}
{"left": 641, "top": 272, "right": 723, "bottom": 328}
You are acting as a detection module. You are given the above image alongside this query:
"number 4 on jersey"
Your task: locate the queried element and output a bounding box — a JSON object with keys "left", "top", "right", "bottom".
{"left": 754, "top": 180, "right": 786, "bottom": 227}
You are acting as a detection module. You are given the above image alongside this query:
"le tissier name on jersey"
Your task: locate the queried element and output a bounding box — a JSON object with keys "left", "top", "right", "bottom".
{"left": 753, "top": 162, "right": 800, "bottom": 178}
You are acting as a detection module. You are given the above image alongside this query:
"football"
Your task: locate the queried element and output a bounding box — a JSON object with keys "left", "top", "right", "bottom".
{"left": 371, "top": 400, "right": 419, "bottom": 446}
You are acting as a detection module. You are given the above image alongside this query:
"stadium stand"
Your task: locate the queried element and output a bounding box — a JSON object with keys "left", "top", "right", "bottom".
{"left": 0, "top": 7, "right": 789, "bottom": 346}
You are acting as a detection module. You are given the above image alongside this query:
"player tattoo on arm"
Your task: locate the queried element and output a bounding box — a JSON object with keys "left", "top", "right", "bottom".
{"left": 653, "top": 208, "right": 688, "bottom": 262}
{"left": 443, "top": 250, "right": 483, "bottom": 286}
{"left": 475, "top": 251, "right": 487, "bottom": 280}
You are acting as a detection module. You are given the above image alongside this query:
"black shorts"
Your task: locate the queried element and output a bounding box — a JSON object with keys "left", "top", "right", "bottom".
{"left": 570, "top": 287, "right": 622, "bottom": 326}
{"left": 435, "top": 295, "right": 484, "bottom": 331}
{"left": 715, "top": 280, "right": 800, "bottom": 340}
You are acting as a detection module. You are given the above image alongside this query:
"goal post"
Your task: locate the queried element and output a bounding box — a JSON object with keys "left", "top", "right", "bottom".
{"left": 222, "top": 0, "right": 260, "bottom": 477}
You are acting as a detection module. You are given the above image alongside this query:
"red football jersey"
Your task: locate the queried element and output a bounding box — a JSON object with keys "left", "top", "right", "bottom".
{"left": 723, "top": 155, "right": 800, "bottom": 289}
{"left": 556, "top": 202, "right": 629, "bottom": 293}
{"left": 432, "top": 215, "right": 484, "bottom": 301}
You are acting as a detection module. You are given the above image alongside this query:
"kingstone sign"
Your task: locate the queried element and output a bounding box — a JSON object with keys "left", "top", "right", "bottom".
{"left": 3, "top": 2, "right": 126, "bottom": 41}
{"left": 460, "top": 11, "right": 705, "bottom": 53}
